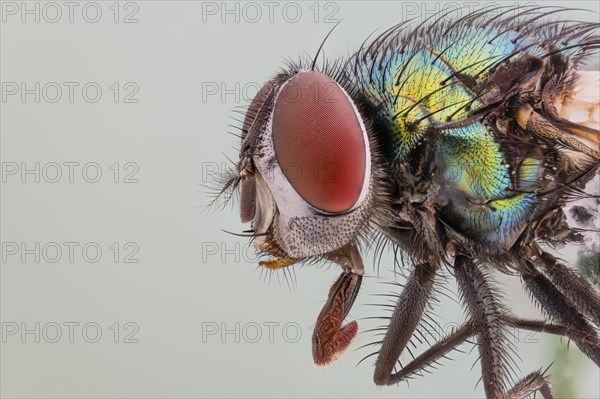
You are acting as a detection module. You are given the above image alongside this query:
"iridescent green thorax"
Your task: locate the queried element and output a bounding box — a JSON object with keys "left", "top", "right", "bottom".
{"left": 360, "top": 26, "right": 526, "bottom": 158}
{"left": 437, "top": 123, "right": 509, "bottom": 200}
{"left": 353, "top": 21, "right": 567, "bottom": 244}
{"left": 435, "top": 122, "right": 540, "bottom": 243}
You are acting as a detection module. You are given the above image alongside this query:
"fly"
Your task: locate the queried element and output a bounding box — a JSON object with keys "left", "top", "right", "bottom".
{"left": 214, "top": 6, "right": 600, "bottom": 399}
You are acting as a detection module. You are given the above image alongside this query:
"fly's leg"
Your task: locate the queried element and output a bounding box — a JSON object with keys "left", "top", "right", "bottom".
{"left": 370, "top": 254, "right": 596, "bottom": 396}
{"left": 501, "top": 314, "right": 599, "bottom": 399}
{"left": 523, "top": 109, "right": 600, "bottom": 160}
{"left": 528, "top": 246, "right": 600, "bottom": 328}
{"left": 498, "top": 314, "right": 600, "bottom": 399}
{"left": 501, "top": 315, "right": 600, "bottom": 348}
{"left": 521, "top": 267, "right": 600, "bottom": 365}
{"left": 371, "top": 209, "right": 461, "bottom": 384}
{"left": 386, "top": 320, "right": 475, "bottom": 381}
{"left": 370, "top": 263, "right": 478, "bottom": 384}
{"left": 373, "top": 261, "right": 438, "bottom": 385}
{"left": 454, "top": 254, "right": 509, "bottom": 399}
{"left": 506, "top": 371, "right": 554, "bottom": 399}
{"left": 369, "top": 251, "right": 580, "bottom": 398}
{"left": 312, "top": 243, "right": 364, "bottom": 365}
{"left": 455, "top": 254, "right": 563, "bottom": 399}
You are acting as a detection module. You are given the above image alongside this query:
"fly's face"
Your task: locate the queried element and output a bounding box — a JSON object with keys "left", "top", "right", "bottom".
{"left": 235, "top": 68, "right": 381, "bottom": 364}
{"left": 238, "top": 69, "right": 374, "bottom": 263}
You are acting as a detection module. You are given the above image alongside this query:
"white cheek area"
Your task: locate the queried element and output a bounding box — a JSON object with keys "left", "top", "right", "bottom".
{"left": 255, "top": 114, "right": 315, "bottom": 219}
{"left": 252, "top": 72, "right": 373, "bottom": 258}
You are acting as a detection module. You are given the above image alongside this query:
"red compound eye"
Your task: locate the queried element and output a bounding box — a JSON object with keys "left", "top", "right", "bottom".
{"left": 272, "top": 71, "right": 367, "bottom": 213}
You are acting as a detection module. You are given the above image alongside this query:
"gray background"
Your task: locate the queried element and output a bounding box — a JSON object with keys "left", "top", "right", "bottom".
{"left": 1, "top": 1, "right": 599, "bottom": 398}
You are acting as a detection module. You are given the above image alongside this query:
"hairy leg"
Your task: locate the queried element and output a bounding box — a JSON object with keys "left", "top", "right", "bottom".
{"left": 530, "top": 247, "right": 600, "bottom": 328}
{"left": 373, "top": 262, "right": 438, "bottom": 385}
{"left": 370, "top": 252, "right": 594, "bottom": 398}
{"left": 454, "top": 254, "right": 509, "bottom": 399}
{"left": 506, "top": 371, "right": 554, "bottom": 399}
{"left": 389, "top": 320, "right": 474, "bottom": 381}
{"left": 501, "top": 314, "right": 600, "bottom": 348}
{"left": 521, "top": 268, "right": 600, "bottom": 365}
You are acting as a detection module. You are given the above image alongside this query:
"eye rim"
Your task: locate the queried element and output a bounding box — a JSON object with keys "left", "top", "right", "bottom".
{"left": 266, "top": 70, "right": 372, "bottom": 217}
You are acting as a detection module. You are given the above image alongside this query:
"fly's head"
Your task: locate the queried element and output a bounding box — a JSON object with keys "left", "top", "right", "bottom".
{"left": 223, "top": 64, "right": 386, "bottom": 365}
{"left": 236, "top": 66, "right": 379, "bottom": 266}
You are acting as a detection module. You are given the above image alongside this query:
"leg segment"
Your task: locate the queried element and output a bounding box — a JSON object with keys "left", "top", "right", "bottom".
{"left": 501, "top": 314, "right": 600, "bottom": 348}
{"left": 506, "top": 371, "right": 554, "bottom": 399}
{"left": 530, "top": 248, "right": 600, "bottom": 328}
{"left": 525, "top": 110, "right": 600, "bottom": 160}
{"left": 454, "top": 254, "right": 508, "bottom": 399}
{"left": 370, "top": 252, "right": 594, "bottom": 398}
{"left": 390, "top": 320, "right": 475, "bottom": 381}
{"left": 454, "top": 255, "right": 566, "bottom": 399}
{"left": 373, "top": 262, "right": 438, "bottom": 385}
{"left": 521, "top": 269, "right": 600, "bottom": 365}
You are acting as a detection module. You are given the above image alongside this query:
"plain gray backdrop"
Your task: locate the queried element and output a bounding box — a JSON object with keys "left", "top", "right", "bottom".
{"left": 1, "top": 1, "right": 599, "bottom": 398}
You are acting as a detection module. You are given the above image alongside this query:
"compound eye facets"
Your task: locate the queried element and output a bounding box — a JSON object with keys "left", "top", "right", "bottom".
{"left": 272, "top": 71, "right": 367, "bottom": 213}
